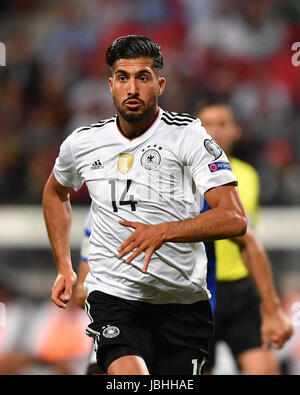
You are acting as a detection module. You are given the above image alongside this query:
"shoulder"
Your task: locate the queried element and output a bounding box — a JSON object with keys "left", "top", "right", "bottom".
{"left": 160, "top": 110, "right": 199, "bottom": 129}
{"left": 159, "top": 110, "right": 204, "bottom": 143}
{"left": 73, "top": 115, "right": 117, "bottom": 135}
{"left": 65, "top": 115, "right": 117, "bottom": 152}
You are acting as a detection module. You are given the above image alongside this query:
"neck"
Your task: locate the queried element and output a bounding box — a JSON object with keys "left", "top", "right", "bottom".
{"left": 117, "top": 107, "right": 159, "bottom": 140}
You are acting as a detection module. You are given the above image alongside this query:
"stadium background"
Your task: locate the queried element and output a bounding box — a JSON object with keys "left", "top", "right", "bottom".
{"left": 0, "top": 0, "right": 299, "bottom": 374}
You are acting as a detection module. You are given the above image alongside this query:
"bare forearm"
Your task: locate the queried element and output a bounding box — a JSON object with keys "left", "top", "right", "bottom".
{"left": 238, "top": 230, "right": 293, "bottom": 348}
{"left": 163, "top": 183, "right": 247, "bottom": 243}
{"left": 43, "top": 177, "right": 73, "bottom": 272}
{"left": 164, "top": 206, "right": 247, "bottom": 243}
{"left": 74, "top": 260, "right": 89, "bottom": 309}
{"left": 240, "top": 233, "right": 280, "bottom": 313}
{"left": 118, "top": 184, "right": 247, "bottom": 272}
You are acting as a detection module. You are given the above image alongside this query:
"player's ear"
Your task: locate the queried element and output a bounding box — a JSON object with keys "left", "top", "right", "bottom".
{"left": 158, "top": 77, "right": 166, "bottom": 96}
{"left": 108, "top": 76, "right": 113, "bottom": 93}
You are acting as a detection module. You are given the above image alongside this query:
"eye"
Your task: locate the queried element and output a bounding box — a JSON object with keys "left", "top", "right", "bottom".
{"left": 139, "top": 75, "right": 149, "bottom": 82}
{"left": 118, "top": 75, "right": 127, "bottom": 82}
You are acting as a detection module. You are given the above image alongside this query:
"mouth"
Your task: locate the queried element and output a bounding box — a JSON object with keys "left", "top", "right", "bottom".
{"left": 125, "top": 99, "right": 143, "bottom": 110}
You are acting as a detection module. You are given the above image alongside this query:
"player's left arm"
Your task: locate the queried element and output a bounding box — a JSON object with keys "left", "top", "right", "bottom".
{"left": 233, "top": 228, "right": 293, "bottom": 349}
{"left": 118, "top": 182, "right": 247, "bottom": 272}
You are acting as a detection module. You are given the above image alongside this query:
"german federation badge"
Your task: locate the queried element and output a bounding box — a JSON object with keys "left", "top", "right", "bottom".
{"left": 141, "top": 149, "right": 161, "bottom": 170}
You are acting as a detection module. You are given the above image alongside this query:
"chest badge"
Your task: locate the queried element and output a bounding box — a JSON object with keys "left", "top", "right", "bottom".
{"left": 141, "top": 146, "right": 161, "bottom": 170}
{"left": 118, "top": 153, "right": 134, "bottom": 174}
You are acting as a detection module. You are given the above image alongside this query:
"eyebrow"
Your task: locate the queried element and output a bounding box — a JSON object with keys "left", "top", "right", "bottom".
{"left": 114, "top": 69, "right": 153, "bottom": 77}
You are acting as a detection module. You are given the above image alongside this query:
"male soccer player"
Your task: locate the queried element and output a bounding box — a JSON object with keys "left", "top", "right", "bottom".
{"left": 74, "top": 205, "right": 216, "bottom": 375}
{"left": 43, "top": 35, "right": 247, "bottom": 375}
{"left": 197, "top": 101, "right": 293, "bottom": 375}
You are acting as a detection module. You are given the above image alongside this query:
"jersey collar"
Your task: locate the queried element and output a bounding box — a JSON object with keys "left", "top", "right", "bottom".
{"left": 114, "top": 108, "right": 162, "bottom": 144}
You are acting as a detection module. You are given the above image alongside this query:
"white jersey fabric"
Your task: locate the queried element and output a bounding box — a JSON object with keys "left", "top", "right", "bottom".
{"left": 79, "top": 208, "right": 92, "bottom": 263}
{"left": 54, "top": 108, "right": 237, "bottom": 304}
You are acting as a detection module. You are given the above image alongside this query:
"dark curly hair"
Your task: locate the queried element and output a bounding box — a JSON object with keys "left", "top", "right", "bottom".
{"left": 106, "top": 35, "right": 163, "bottom": 72}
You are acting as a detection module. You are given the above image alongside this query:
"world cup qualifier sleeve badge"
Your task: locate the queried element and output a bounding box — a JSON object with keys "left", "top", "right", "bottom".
{"left": 204, "top": 139, "right": 223, "bottom": 160}
{"left": 140, "top": 146, "right": 162, "bottom": 170}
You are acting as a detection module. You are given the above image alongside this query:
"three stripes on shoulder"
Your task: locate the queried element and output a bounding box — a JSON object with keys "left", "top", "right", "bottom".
{"left": 76, "top": 115, "right": 117, "bottom": 133}
{"left": 161, "top": 111, "right": 197, "bottom": 126}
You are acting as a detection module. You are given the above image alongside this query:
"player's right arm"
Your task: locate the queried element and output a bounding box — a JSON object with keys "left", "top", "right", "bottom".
{"left": 74, "top": 260, "right": 90, "bottom": 309}
{"left": 232, "top": 228, "right": 293, "bottom": 349}
{"left": 43, "top": 171, "right": 77, "bottom": 308}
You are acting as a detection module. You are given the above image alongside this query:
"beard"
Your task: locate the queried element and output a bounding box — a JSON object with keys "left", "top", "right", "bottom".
{"left": 114, "top": 97, "right": 157, "bottom": 124}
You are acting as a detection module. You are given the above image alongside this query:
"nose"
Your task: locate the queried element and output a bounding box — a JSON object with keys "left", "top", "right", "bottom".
{"left": 128, "top": 78, "right": 139, "bottom": 97}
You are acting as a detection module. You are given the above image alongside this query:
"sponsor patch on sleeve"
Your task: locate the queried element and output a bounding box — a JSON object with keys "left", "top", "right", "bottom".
{"left": 208, "top": 161, "right": 232, "bottom": 173}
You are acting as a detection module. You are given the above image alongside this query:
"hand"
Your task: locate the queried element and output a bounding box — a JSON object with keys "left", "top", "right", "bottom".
{"left": 51, "top": 270, "right": 77, "bottom": 308}
{"left": 261, "top": 306, "right": 293, "bottom": 349}
{"left": 117, "top": 221, "right": 167, "bottom": 273}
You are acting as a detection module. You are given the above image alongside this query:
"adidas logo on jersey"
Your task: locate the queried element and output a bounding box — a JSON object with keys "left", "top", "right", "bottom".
{"left": 90, "top": 159, "right": 104, "bottom": 170}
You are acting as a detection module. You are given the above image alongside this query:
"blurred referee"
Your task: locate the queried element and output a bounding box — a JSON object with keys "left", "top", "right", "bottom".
{"left": 197, "top": 101, "right": 293, "bottom": 374}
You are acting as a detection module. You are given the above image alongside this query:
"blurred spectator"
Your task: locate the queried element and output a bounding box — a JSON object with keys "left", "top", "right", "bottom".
{"left": 0, "top": 0, "right": 299, "bottom": 204}
{"left": 0, "top": 0, "right": 300, "bottom": 376}
{"left": 229, "top": 62, "right": 293, "bottom": 142}
{"left": 187, "top": 0, "right": 288, "bottom": 60}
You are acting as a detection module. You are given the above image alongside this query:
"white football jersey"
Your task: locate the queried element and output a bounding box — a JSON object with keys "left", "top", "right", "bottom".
{"left": 53, "top": 108, "right": 237, "bottom": 304}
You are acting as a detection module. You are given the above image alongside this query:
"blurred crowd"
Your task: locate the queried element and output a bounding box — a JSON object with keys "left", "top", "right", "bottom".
{"left": 0, "top": 0, "right": 300, "bottom": 205}
{"left": 1, "top": 0, "right": 300, "bottom": 375}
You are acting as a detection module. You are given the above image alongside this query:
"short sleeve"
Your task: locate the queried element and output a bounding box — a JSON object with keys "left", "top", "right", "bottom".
{"left": 179, "top": 120, "right": 237, "bottom": 195}
{"left": 53, "top": 133, "right": 83, "bottom": 191}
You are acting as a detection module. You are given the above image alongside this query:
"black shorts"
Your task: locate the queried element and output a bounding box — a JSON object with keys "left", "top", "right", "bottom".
{"left": 85, "top": 290, "right": 214, "bottom": 375}
{"left": 85, "top": 344, "right": 105, "bottom": 375}
{"left": 206, "top": 277, "right": 261, "bottom": 371}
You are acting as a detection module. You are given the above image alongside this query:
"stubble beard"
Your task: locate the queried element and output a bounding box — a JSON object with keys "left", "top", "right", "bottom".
{"left": 114, "top": 98, "right": 157, "bottom": 124}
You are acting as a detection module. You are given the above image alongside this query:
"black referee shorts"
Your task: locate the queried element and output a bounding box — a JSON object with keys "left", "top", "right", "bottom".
{"left": 85, "top": 290, "right": 214, "bottom": 375}
{"left": 206, "top": 276, "right": 262, "bottom": 371}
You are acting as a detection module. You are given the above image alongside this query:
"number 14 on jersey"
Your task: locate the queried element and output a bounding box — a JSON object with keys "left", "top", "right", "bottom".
{"left": 109, "top": 179, "right": 137, "bottom": 212}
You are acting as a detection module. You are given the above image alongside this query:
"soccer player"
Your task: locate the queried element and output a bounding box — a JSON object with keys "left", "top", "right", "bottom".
{"left": 197, "top": 101, "right": 293, "bottom": 375}
{"left": 74, "top": 204, "right": 216, "bottom": 375}
{"left": 43, "top": 35, "right": 247, "bottom": 375}
{"left": 74, "top": 205, "right": 216, "bottom": 375}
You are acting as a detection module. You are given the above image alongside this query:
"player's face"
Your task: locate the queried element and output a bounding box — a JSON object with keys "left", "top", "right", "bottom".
{"left": 109, "top": 57, "right": 165, "bottom": 124}
{"left": 198, "top": 105, "right": 241, "bottom": 154}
